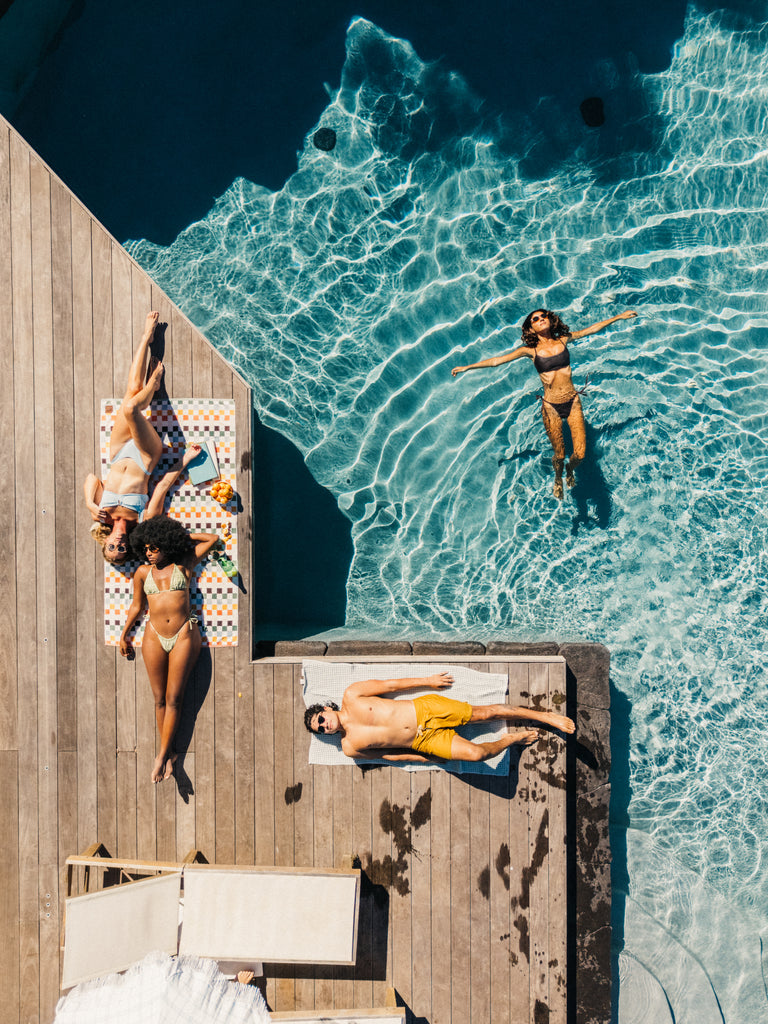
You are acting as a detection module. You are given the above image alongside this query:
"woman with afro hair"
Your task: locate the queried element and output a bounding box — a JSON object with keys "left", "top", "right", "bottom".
{"left": 119, "top": 515, "right": 219, "bottom": 783}
{"left": 452, "top": 307, "right": 637, "bottom": 497}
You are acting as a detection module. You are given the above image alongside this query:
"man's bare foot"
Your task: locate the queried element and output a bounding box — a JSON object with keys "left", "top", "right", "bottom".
{"left": 508, "top": 728, "right": 540, "bottom": 746}
{"left": 151, "top": 755, "right": 165, "bottom": 784}
{"left": 539, "top": 711, "right": 576, "bottom": 734}
{"left": 566, "top": 465, "right": 576, "bottom": 488}
{"left": 143, "top": 311, "right": 159, "bottom": 342}
{"left": 163, "top": 753, "right": 177, "bottom": 780}
{"left": 553, "top": 478, "right": 564, "bottom": 499}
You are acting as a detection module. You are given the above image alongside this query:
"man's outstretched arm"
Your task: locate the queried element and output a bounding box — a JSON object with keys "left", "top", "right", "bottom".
{"left": 349, "top": 748, "right": 435, "bottom": 764}
{"left": 346, "top": 672, "right": 453, "bottom": 699}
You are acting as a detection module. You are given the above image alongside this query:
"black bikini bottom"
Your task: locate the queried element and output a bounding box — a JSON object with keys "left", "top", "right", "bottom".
{"left": 542, "top": 395, "right": 578, "bottom": 418}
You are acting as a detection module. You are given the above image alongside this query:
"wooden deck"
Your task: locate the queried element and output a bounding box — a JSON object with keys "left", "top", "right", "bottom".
{"left": 0, "top": 111, "right": 610, "bottom": 1024}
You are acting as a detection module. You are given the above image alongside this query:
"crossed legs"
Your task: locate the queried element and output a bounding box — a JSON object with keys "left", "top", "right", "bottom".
{"left": 109, "top": 312, "right": 165, "bottom": 470}
{"left": 141, "top": 622, "right": 202, "bottom": 783}
{"left": 448, "top": 702, "right": 575, "bottom": 762}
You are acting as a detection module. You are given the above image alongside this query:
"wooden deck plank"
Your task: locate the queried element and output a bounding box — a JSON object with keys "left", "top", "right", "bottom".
{"left": 389, "top": 768, "right": 412, "bottom": 1013}
{"left": 213, "top": 648, "right": 236, "bottom": 864}
{"left": 470, "top": 774, "right": 492, "bottom": 1024}
{"left": 333, "top": 763, "right": 355, "bottom": 1008}
{"left": 450, "top": 771, "right": 471, "bottom": 1024}
{"left": 292, "top": 665, "right": 315, "bottom": 1011}
{"left": 253, "top": 663, "right": 276, "bottom": 865}
{"left": 136, "top": 655, "right": 158, "bottom": 860}
{"left": 31, "top": 148, "right": 63, "bottom": 1024}
{"left": 548, "top": 661, "right": 568, "bottom": 1024}
{"left": 313, "top": 758, "right": 336, "bottom": 1011}
{"left": 527, "top": 662, "right": 550, "bottom": 1024}
{"left": 234, "top": 654, "right": 256, "bottom": 865}
{"left": 409, "top": 771, "right": 432, "bottom": 1021}
{"left": 430, "top": 767, "right": 451, "bottom": 1024}
{"left": 11, "top": 127, "right": 42, "bottom": 1024}
{"left": 0, "top": 751, "right": 20, "bottom": 1023}
{"left": 489, "top": 753, "right": 512, "bottom": 1024}
{"left": 507, "top": 661, "right": 531, "bottom": 1024}
{"left": 0, "top": 124, "right": 17, "bottom": 755}
{"left": 351, "top": 763, "right": 373, "bottom": 1011}
{"left": 369, "top": 759, "right": 392, "bottom": 1010}
{"left": 50, "top": 176, "right": 78, "bottom": 756}
{"left": 71, "top": 197, "right": 98, "bottom": 857}
{"left": 273, "top": 663, "right": 296, "bottom": 1011}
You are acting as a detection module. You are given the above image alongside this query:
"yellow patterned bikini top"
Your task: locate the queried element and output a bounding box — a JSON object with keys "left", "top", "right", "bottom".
{"left": 143, "top": 564, "right": 188, "bottom": 596}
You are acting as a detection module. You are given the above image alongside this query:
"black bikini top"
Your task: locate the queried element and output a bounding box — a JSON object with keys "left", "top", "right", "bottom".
{"left": 533, "top": 345, "right": 570, "bottom": 373}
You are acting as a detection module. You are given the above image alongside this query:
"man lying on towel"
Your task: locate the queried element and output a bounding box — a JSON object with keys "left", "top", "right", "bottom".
{"left": 304, "top": 672, "right": 575, "bottom": 763}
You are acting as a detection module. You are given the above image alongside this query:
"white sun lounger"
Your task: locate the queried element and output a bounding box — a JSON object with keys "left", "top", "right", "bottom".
{"left": 62, "top": 851, "right": 361, "bottom": 989}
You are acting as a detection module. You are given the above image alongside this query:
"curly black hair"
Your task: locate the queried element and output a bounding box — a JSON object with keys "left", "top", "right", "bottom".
{"left": 521, "top": 309, "right": 571, "bottom": 347}
{"left": 304, "top": 702, "right": 339, "bottom": 733}
{"left": 129, "top": 515, "right": 195, "bottom": 563}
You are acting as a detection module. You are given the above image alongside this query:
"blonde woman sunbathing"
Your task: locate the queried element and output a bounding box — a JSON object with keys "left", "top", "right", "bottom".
{"left": 83, "top": 311, "right": 197, "bottom": 562}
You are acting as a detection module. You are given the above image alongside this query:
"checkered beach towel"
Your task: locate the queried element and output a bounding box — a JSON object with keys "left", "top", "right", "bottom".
{"left": 102, "top": 398, "right": 238, "bottom": 647}
{"left": 302, "top": 661, "right": 510, "bottom": 774}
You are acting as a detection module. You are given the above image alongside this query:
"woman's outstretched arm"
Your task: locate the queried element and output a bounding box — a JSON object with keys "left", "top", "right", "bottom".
{"left": 568, "top": 310, "right": 637, "bottom": 342}
{"left": 452, "top": 345, "right": 532, "bottom": 376}
{"left": 119, "top": 568, "right": 148, "bottom": 658}
{"left": 144, "top": 444, "right": 203, "bottom": 520}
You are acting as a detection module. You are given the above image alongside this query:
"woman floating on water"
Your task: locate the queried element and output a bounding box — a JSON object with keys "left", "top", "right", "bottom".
{"left": 84, "top": 312, "right": 199, "bottom": 562}
{"left": 452, "top": 308, "right": 637, "bottom": 497}
{"left": 120, "top": 515, "right": 219, "bottom": 783}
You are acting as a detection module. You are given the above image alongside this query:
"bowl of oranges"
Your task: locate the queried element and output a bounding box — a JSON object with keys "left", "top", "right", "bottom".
{"left": 210, "top": 478, "right": 234, "bottom": 505}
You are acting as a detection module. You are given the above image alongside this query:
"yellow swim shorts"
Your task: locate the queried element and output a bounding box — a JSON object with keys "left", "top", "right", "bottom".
{"left": 411, "top": 694, "right": 473, "bottom": 760}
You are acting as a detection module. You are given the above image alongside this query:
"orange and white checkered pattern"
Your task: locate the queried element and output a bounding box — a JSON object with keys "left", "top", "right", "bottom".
{"left": 102, "top": 398, "right": 239, "bottom": 647}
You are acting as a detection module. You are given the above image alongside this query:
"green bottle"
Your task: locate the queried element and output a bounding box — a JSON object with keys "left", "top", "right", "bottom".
{"left": 211, "top": 548, "right": 238, "bottom": 579}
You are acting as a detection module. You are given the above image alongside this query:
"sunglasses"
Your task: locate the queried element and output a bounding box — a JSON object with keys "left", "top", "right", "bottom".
{"left": 316, "top": 714, "right": 327, "bottom": 734}
{"left": 531, "top": 312, "right": 548, "bottom": 322}
{"left": 145, "top": 543, "right": 159, "bottom": 552}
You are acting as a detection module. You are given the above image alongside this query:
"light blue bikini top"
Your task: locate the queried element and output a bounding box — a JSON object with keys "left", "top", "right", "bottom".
{"left": 111, "top": 438, "right": 150, "bottom": 475}
{"left": 143, "top": 564, "right": 188, "bottom": 596}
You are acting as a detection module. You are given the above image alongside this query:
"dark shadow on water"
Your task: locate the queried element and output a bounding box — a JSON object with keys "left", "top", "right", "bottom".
{"left": 609, "top": 682, "right": 632, "bottom": 1023}
{"left": 7, "top": 1, "right": 756, "bottom": 244}
{"left": 570, "top": 412, "right": 652, "bottom": 535}
{"left": 251, "top": 411, "right": 353, "bottom": 643}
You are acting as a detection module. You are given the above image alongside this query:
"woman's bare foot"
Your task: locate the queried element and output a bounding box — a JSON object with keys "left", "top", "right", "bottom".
{"left": 142, "top": 311, "right": 159, "bottom": 343}
{"left": 163, "top": 753, "right": 177, "bottom": 780}
{"left": 552, "top": 456, "right": 564, "bottom": 499}
{"left": 151, "top": 755, "right": 165, "bottom": 784}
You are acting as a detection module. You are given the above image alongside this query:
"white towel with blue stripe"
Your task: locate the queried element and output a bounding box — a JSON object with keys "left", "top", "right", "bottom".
{"left": 302, "top": 661, "right": 510, "bottom": 774}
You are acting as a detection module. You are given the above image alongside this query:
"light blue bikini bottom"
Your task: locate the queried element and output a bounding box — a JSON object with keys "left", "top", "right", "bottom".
{"left": 99, "top": 490, "right": 148, "bottom": 521}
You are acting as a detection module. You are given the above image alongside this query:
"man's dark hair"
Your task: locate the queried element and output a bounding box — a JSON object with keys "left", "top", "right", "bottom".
{"left": 304, "top": 701, "right": 339, "bottom": 733}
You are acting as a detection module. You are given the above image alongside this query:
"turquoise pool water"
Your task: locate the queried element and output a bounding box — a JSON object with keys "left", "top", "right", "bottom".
{"left": 127, "top": 7, "right": 768, "bottom": 1020}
